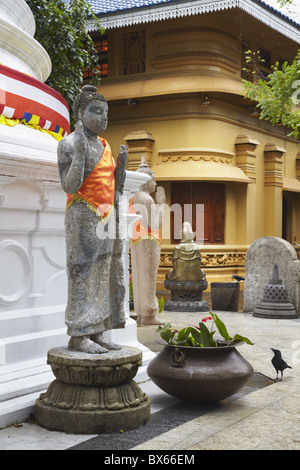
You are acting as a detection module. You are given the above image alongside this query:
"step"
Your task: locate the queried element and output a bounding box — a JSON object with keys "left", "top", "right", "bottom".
{"left": 0, "top": 392, "right": 44, "bottom": 429}
{"left": 0, "top": 304, "right": 66, "bottom": 339}
{"left": 0, "top": 328, "right": 68, "bottom": 365}
{"left": 0, "top": 365, "right": 53, "bottom": 403}
{"left": 0, "top": 359, "right": 55, "bottom": 429}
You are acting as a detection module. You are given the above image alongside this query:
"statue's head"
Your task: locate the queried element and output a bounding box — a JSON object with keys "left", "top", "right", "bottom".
{"left": 73, "top": 85, "right": 107, "bottom": 122}
{"left": 181, "top": 222, "right": 195, "bottom": 243}
{"left": 136, "top": 155, "right": 156, "bottom": 193}
{"left": 136, "top": 154, "right": 155, "bottom": 178}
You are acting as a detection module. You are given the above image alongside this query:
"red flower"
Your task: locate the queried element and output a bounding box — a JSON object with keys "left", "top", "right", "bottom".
{"left": 202, "top": 316, "right": 212, "bottom": 322}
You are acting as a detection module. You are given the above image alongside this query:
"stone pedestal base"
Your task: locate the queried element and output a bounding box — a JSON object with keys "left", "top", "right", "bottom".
{"left": 35, "top": 346, "right": 150, "bottom": 434}
{"left": 164, "top": 279, "right": 209, "bottom": 312}
{"left": 253, "top": 302, "right": 297, "bottom": 319}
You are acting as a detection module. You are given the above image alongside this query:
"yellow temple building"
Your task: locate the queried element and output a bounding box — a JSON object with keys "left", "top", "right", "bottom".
{"left": 86, "top": 0, "right": 300, "bottom": 294}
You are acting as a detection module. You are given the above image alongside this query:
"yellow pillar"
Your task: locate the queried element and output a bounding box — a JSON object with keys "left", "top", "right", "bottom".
{"left": 123, "top": 130, "right": 154, "bottom": 170}
{"left": 235, "top": 135, "right": 259, "bottom": 244}
{"left": 264, "top": 143, "right": 285, "bottom": 237}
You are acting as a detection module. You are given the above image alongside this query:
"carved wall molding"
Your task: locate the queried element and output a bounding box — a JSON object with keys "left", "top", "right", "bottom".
{"left": 0, "top": 239, "right": 31, "bottom": 305}
{"left": 160, "top": 248, "right": 247, "bottom": 268}
{"left": 159, "top": 148, "right": 234, "bottom": 164}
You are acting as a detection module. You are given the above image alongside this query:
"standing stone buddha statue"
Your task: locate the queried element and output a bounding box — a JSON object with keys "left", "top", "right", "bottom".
{"left": 57, "top": 85, "right": 128, "bottom": 354}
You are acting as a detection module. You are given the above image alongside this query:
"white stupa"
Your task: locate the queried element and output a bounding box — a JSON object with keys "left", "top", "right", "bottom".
{"left": 0, "top": 0, "right": 71, "bottom": 427}
{"left": 0, "top": 0, "right": 70, "bottom": 161}
{"left": 0, "top": 0, "right": 154, "bottom": 428}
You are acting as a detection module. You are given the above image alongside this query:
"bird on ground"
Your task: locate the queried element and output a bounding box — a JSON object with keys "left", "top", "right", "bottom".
{"left": 271, "top": 348, "right": 292, "bottom": 381}
{"left": 233, "top": 275, "right": 245, "bottom": 282}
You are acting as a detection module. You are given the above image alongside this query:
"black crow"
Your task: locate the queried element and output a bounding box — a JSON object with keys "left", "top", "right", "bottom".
{"left": 233, "top": 275, "right": 245, "bottom": 282}
{"left": 271, "top": 348, "right": 292, "bottom": 381}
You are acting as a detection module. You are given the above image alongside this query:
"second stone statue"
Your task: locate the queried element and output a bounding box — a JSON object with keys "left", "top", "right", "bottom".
{"left": 130, "top": 156, "right": 166, "bottom": 325}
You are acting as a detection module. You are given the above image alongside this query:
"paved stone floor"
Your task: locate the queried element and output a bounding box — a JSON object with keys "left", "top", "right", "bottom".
{"left": 0, "top": 309, "right": 300, "bottom": 451}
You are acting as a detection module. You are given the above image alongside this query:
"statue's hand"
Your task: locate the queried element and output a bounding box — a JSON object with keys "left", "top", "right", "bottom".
{"left": 119, "top": 144, "right": 128, "bottom": 158}
{"left": 115, "top": 144, "right": 128, "bottom": 193}
{"left": 156, "top": 186, "right": 166, "bottom": 205}
{"left": 74, "top": 120, "right": 87, "bottom": 155}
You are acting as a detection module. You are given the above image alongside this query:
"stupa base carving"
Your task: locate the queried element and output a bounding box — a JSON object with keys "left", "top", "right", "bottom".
{"left": 253, "top": 302, "right": 297, "bottom": 319}
{"left": 35, "top": 346, "right": 150, "bottom": 434}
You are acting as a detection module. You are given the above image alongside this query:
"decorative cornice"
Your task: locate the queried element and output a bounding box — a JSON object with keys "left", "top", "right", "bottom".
{"left": 159, "top": 248, "right": 247, "bottom": 268}
{"left": 158, "top": 148, "right": 234, "bottom": 164}
{"left": 87, "top": 0, "right": 300, "bottom": 43}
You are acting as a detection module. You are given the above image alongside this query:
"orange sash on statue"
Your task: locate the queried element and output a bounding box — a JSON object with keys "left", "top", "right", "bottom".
{"left": 129, "top": 199, "right": 161, "bottom": 246}
{"left": 66, "top": 137, "right": 115, "bottom": 222}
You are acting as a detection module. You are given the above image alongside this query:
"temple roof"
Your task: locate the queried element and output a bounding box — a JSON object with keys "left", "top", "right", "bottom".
{"left": 88, "top": 0, "right": 177, "bottom": 14}
{"left": 86, "top": 0, "right": 300, "bottom": 41}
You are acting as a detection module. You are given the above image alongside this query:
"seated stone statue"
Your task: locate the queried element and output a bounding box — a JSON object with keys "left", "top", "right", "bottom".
{"left": 164, "top": 222, "right": 208, "bottom": 312}
{"left": 57, "top": 85, "right": 128, "bottom": 354}
{"left": 166, "top": 222, "right": 206, "bottom": 282}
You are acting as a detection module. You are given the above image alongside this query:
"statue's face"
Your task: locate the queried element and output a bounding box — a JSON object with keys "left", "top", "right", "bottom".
{"left": 147, "top": 176, "right": 156, "bottom": 194}
{"left": 81, "top": 100, "right": 108, "bottom": 134}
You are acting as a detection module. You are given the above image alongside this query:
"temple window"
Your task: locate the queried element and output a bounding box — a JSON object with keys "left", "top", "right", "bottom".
{"left": 122, "top": 30, "right": 146, "bottom": 75}
{"left": 83, "top": 35, "right": 108, "bottom": 78}
{"left": 170, "top": 182, "right": 225, "bottom": 245}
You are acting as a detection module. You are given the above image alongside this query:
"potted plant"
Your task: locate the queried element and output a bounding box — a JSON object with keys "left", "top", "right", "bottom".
{"left": 147, "top": 313, "right": 254, "bottom": 403}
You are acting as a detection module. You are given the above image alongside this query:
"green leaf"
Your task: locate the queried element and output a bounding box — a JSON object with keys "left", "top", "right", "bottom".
{"left": 211, "top": 313, "right": 231, "bottom": 341}
{"left": 157, "top": 323, "right": 176, "bottom": 344}
{"left": 197, "top": 323, "right": 216, "bottom": 347}
{"left": 157, "top": 296, "right": 164, "bottom": 313}
{"left": 176, "top": 327, "right": 196, "bottom": 346}
{"left": 233, "top": 334, "right": 254, "bottom": 345}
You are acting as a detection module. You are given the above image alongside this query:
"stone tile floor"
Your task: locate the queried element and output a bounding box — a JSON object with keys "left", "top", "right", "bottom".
{"left": 0, "top": 310, "right": 299, "bottom": 451}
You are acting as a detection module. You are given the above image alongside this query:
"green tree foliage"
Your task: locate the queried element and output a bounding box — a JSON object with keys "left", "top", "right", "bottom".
{"left": 25, "top": 0, "right": 104, "bottom": 116}
{"left": 243, "top": 0, "right": 300, "bottom": 138}
{"left": 243, "top": 51, "right": 300, "bottom": 138}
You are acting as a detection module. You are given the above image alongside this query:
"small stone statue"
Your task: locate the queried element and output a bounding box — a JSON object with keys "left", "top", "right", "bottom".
{"left": 57, "top": 85, "right": 128, "bottom": 354}
{"left": 164, "top": 222, "right": 208, "bottom": 312}
{"left": 166, "top": 222, "right": 207, "bottom": 282}
{"left": 130, "top": 156, "right": 165, "bottom": 325}
{"left": 253, "top": 264, "right": 297, "bottom": 318}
